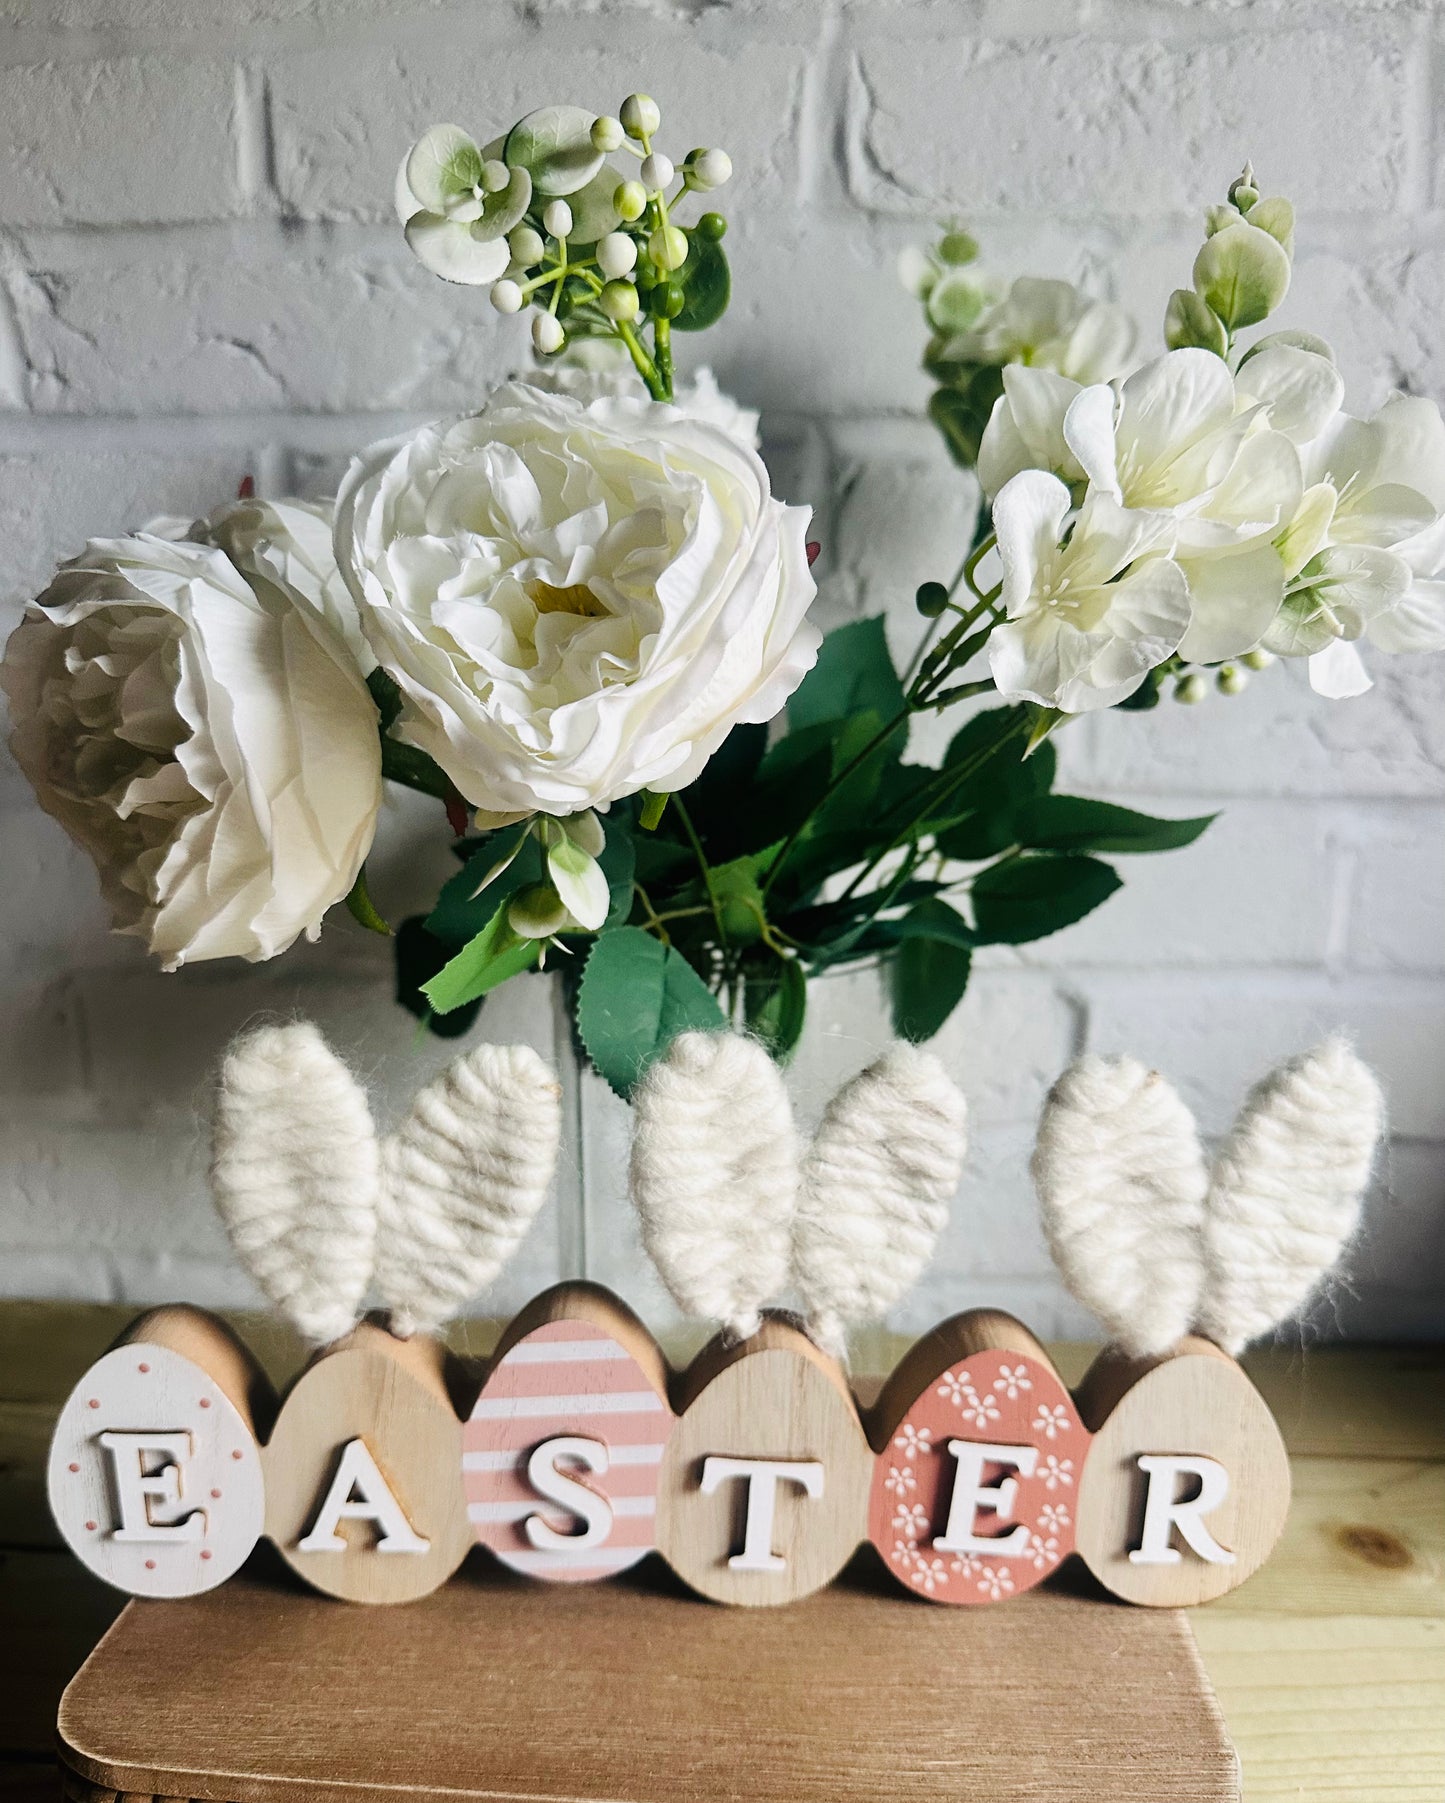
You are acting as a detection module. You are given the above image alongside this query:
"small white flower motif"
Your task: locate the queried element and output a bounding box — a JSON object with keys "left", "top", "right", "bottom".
{"left": 936, "top": 1370, "right": 975, "bottom": 1407}
{"left": 894, "top": 1423, "right": 934, "bottom": 1459}
{"left": 1039, "top": 1502, "right": 1071, "bottom": 1533}
{"left": 1033, "top": 1403, "right": 1071, "bottom": 1441}
{"left": 993, "top": 1363, "right": 1033, "bottom": 1400}
{"left": 976, "top": 1565, "right": 1015, "bottom": 1602}
{"left": 1028, "top": 1534, "right": 1062, "bottom": 1571}
{"left": 910, "top": 1556, "right": 950, "bottom": 1595}
{"left": 960, "top": 1390, "right": 1002, "bottom": 1430}
{"left": 889, "top": 1541, "right": 912, "bottom": 1568}
{"left": 883, "top": 1462, "right": 916, "bottom": 1497}
{"left": 892, "top": 1502, "right": 930, "bottom": 1542}
{"left": 1040, "top": 1455, "right": 1075, "bottom": 1491}
{"left": 948, "top": 1553, "right": 985, "bottom": 1581}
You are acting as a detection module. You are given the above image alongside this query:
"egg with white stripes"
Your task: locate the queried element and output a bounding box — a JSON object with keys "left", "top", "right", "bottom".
{"left": 463, "top": 1316, "right": 676, "bottom": 1582}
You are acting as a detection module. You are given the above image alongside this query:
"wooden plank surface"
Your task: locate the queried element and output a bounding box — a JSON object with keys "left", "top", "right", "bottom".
{"left": 57, "top": 1566, "right": 1239, "bottom": 1803}
{"left": 1, "top": 1301, "right": 1442, "bottom": 1801}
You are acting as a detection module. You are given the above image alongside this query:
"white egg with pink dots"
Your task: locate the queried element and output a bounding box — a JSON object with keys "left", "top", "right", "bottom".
{"left": 47, "top": 1341, "right": 265, "bottom": 1597}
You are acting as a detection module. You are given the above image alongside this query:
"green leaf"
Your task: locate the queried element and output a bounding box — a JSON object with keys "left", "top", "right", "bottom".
{"left": 1012, "top": 796, "right": 1215, "bottom": 855}
{"left": 675, "top": 234, "right": 730, "bottom": 331}
{"left": 366, "top": 668, "right": 403, "bottom": 733}
{"left": 504, "top": 105, "right": 605, "bottom": 196}
{"left": 576, "top": 927, "right": 727, "bottom": 1099}
{"left": 562, "top": 161, "right": 624, "bottom": 243}
{"left": 787, "top": 616, "right": 905, "bottom": 733}
{"left": 344, "top": 864, "right": 391, "bottom": 937}
{"left": 890, "top": 901, "right": 974, "bottom": 1041}
{"left": 1164, "top": 287, "right": 1228, "bottom": 357}
{"left": 933, "top": 706, "right": 1054, "bottom": 859}
{"left": 970, "top": 854, "right": 1122, "bottom": 945}
{"left": 421, "top": 897, "right": 540, "bottom": 1014}
{"left": 710, "top": 851, "right": 774, "bottom": 946}
{"left": 394, "top": 916, "right": 483, "bottom": 1039}
{"left": 743, "top": 952, "right": 807, "bottom": 1061}
{"left": 1193, "top": 221, "right": 1290, "bottom": 332}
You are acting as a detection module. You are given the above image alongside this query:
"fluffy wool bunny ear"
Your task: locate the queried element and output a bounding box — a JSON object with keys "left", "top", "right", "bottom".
{"left": 1032, "top": 1055, "right": 1210, "bottom": 1357}
{"left": 630, "top": 1031, "right": 797, "bottom": 1339}
{"left": 1197, "top": 1037, "right": 1383, "bottom": 1355}
{"left": 794, "top": 1045, "right": 966, "bottom": 1361}
{"left": 211, "top": 1022, "right": 380, "bottom": 1346}
{"left": 376, "top": 1043, "right": 562, "bottom": 1339}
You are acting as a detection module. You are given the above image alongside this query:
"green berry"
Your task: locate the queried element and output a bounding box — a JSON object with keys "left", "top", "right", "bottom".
{"left": 1216, "top": 664, "right": 1249, "bottom": 696}
{"left": 599, "top": 279, "right": 639, "bottom": 323}
{"left": 697, "top": 211, "right": 727, "bottom": 242}
{"left": 915, "top": 581, "right": 949, "bottom": 618}
{"left": 614, "top": 180, "right": 647, "bottom": 223}
{"left": 1174, "top": 672, "right": 1208, "bottom": 706}
{"left": 938, "top": 229, "right": 979, "bottom": 266}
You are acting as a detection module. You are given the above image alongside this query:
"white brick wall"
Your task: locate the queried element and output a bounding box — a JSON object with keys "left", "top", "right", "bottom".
{"left": 0, "top": 0, "right": 1442, "bottom": 1343}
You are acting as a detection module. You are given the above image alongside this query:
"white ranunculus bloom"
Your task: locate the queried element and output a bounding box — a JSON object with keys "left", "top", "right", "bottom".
{"left": 989, "top": 471, "right": 1191, "bottom": 713}
{"left": 334, "top": 383, "right": 818, "bottom": 825}
{"left": 939, "top": 276, "right": 1135, "bottom": 385}
{"left": 0, "top": 522, "right": 381, "bottom": 968}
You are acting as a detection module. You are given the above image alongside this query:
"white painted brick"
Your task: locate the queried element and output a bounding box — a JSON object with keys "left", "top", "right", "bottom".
{"left": 1069, "top": 652, "right": 1445, "bottom": 799}
{"left": 0, "top": 55, "right": 240, "bottom": 228}
{"left": 268, "top": 23, "right": 809, "bottom": 223}
{"left": 1339, "top": 804, "right": 1445, "bottom": 972}
{"left": 1078, "top": 969, "right": 1445, "bottom": 1139}
{"left": 847, "top": 22, "right": 1415, "bottom": 217}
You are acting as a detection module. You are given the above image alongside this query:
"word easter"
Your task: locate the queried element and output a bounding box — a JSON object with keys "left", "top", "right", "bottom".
{"left": 49, "top": 1285, "right": 1291, "bottom": 1610}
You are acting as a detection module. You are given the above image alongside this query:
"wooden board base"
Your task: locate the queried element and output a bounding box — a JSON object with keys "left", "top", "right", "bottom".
{"left": 57, "top": 1556, "right": 1239, "bottom": 1803}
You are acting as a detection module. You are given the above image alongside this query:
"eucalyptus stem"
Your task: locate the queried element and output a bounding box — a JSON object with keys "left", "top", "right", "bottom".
{"left": 653, "top": 315, "right": 674, "bottom": 400}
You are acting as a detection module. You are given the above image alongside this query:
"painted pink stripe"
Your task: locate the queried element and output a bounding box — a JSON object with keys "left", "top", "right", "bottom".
{"left": 484, "top": 1358, "right": 666, "bottom": 1400}
{"left": 462, "top": 1409, "right": 668, "bottom": 1448}
{"left": 465, "top": 1463, "right": 661, "bottom": 1507}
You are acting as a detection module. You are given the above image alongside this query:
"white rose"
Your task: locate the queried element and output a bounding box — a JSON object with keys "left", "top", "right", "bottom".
{"left": 1, "top": 507, "right": 381, "bottom": 968}
{"left": 334, "top": 383, "right": 818, "bottom": 825}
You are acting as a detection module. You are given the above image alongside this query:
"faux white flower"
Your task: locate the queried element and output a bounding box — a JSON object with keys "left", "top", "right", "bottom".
{"left": 990, "top": 471, "right": 1191, "bottom": 712}
{"left": 334, "top": 383, "right": 818, "bottom": 825}
{"left": 1, "top": 521, "right": 381, "bottom": 968}
{"left": 1271, "top": 392, "right": 1445, "bottom": 695}
{"left": 939, "top": 277, "right": 1134, "bottom": 385}
{"left": 977, "top": 365, "right": 1091, "bottom": 498}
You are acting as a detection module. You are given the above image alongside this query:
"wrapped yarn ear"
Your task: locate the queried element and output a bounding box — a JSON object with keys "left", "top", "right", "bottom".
{"left": 210, "top": 1022, "right": 380, "bottom": 1345}
{"left": 375, "top": 1042, "right": 563, "bottom": 1338}
{"left": 793, "top": 1045, "right": 966, "bottom": 1360}
{"left": 630, "top": 1031, "right": 797, "bottom": 1339}
{"left": 1197, "top": 1037, "right": 1383, "bottom": 1355}
{"left": 1032, "top": 1055, "right": 1209, "bottom": 1357}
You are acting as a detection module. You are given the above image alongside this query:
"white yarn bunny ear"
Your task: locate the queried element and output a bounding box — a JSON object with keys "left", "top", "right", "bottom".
{"left": 1197, "top": 1037, "right": 1383, "bottom": 1355}
{"left": 375, "top": 1042, "right": 563, "bottom": 1338}
{"left": 793, "top": 1045, "right": 966, "bottom": 1360}
{"left": 1032, "top": 1055, "right": 1210, "bottom": 1357}
{"left": 211, "top": 1022, "right": 380, "bottom": 1346}
{"left": 630, "top": 1031, "right": 797, "bottom": 1339}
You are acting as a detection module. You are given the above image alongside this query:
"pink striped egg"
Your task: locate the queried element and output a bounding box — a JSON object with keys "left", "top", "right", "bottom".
{"left": 463, "top": 1318, "right": 675, "bottom": 1583}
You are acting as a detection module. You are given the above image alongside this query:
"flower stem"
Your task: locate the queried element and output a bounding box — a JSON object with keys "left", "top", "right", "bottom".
{"left": 653, "top": 316, "right": 674, "bottom": 401}
{"left": 617, "top": 319, "right": 667, "bottom": 401}
{"left": 672, "top": 794, "right": 726, "bottom": 943}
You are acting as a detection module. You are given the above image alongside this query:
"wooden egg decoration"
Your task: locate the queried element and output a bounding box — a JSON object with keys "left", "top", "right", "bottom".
{"left": 463, "top": 1283, "right": 674, "bottom": 1583}
{"left": 866, "top": 1309, "right": 1089, "bottom": 1605}
{"left": 1073, "top": 1336, "right": 1291, "bottom": 1607}
{"left": 263, "top": 1322, "right": 472, "bottom": 1605}
{"left": 47, "top": 1306, "right": 271, "bottom": 1599}
{"left": 656, "top": 1318, "right": 873, "bottom": 1607}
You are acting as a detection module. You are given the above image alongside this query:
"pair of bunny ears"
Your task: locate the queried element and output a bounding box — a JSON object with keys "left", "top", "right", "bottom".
{"left": 630, "top": 1032, "right": 968, "bottom": 1357}
{"left": 212, "top": 1024, "right": 563, "bottom": 1343}
{"left": 1033, "top": 1036, "right": 1384, "bottom": 1357}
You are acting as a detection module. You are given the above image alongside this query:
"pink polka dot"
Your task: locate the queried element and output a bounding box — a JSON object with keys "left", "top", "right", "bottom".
{"left": 68, "top": 1462, "right": 80, "bottom": 1474}
{"left": 230, "top": 1449, "right": 243, "bottom": 1461}
{"left": 84, "top": 1521, "right": 97, "bottom": 1532}
{"left": 144, "top": 1559, "right": 156, "bottom": 1570}
{"left": 137, "top": 1361, "right": 150, "bottom": 1374}
{"left": 210, "top": 1488, "right": 222, "bottom": 1499}
{"left": 87, "top": 1398, "right": 99, "bottom": 1410}
{"left": 198, "top": 1397, "right": 211, "bottom": 1409}
{"left": 200, "top": 1549, "right": 212, "bottom": 1562}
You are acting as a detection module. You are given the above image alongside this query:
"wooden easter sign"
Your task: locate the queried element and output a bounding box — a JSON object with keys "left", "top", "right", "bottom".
{"left": 49, "top": 1283, "right": 1289, "bottom": 1609}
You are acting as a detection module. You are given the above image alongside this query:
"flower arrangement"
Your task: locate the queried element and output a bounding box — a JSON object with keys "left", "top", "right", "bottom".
{"left": 5, "top": 112, "right": 1444, "bottom": 1097}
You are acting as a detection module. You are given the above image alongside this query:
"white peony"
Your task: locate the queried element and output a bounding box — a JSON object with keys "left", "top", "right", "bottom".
{"left": 0, "top": 503, "right": 381, "bottom": 968}
{"left": 333, "top": 383, "right": 818, "bottom": 826}
{"left": 989, "top": 471, "right": 1191, "bottom": 713}
{"left": 521, "top": 355, "right": 762, "bottom": 449}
